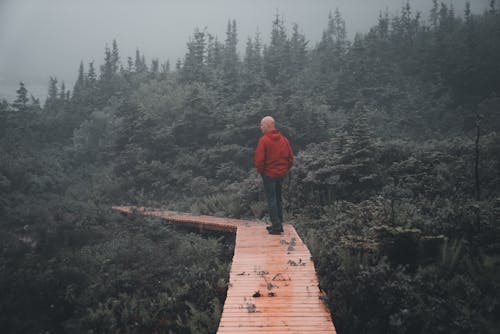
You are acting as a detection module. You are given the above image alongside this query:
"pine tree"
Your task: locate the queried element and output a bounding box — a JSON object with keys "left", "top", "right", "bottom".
{"left": 127, "top": 56, "right": 134, "bottom": 72}
{"left": 151, "top": 59, "right": 159, "bottom": 74}
{"left": 85, "top": 61, "right": 98, "bottom": 106}
{"left": 223, "top": 20, "right": 239, "bottom": 76}
{"left": 331, "top": 8, "right": 348, "bottom": 50}
{"left": 59, "top": 82, "right": 66, "bottom": 101}
{"left": 206, "top": 34, "right": 223, "bottom": 71}
{"left": 111, "top": 39, "right": 120, "bottom": 74}
{"left": 175, "top": 58, "right": 182, "bottom": 71}
{"left": 161, "top": 60, "right": 170, "bottom": 75}
{"left": 13, "top": 82, "right": 29, "bottom": 110}
{"left": 242, "top": 31, "right": 265, "bottom": 99}
{"left": 135, "top": 49, "right": 147, "bottom": 73}
{"left": 30, "top": 95, "right": 40, "bottom": 110}
{"left": 289, "top": 23, "right": 308, "bottom": 76}
{"left": 263, "top": 13, "right": 290, "bottom": 86}
{"left": 88, "top": 61, "right": 97, "bottom": 82}
{"left": 44, "top": 76, "right": 59, "bottom": 109}
{"left": 206, "top": 34, "right": 224, "bottom": 87}
{"left": 73, "top": 61, "right": 86, "bottom": 103}
{"left": 101, "top": 44, "right": 114, "bottom": 81}
{"left": 48, "top": 77, "right": 58, "bottom": 100}
{"left": 182, "top": 28, "right": 207, "bottom": 82}
{"left": 253, "top": 30, "right": 263, "bottom": 68}
{"left": 244, "top": 37, "right": 255, "bottom": 69}
{"left": 312, "top": 10, "right": 348, "bottom": 101}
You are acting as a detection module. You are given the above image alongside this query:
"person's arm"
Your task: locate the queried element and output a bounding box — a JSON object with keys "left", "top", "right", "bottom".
{"left": 254, "top": 138, "right": 266, "bottom": 174}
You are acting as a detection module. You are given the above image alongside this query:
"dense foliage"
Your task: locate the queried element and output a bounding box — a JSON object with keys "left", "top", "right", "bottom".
{"left": 1, "top": 1, "right": 500, "bottom": 333}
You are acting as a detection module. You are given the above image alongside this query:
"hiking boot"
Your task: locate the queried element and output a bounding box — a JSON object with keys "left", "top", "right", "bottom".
{"left": 266, "top": 225, "right": 283, "bottom": 234}
{"left": 266, "top": 225, "right": 283, "bottom": 231}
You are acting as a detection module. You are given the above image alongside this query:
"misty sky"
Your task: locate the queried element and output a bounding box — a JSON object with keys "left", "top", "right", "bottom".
{"left": 0, "top": 0, "right": 491, "bottom": 101}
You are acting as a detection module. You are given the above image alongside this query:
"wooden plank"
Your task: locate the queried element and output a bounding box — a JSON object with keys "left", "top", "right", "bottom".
{"left": 112, "top": 206, "right": 336, "bottom": 333}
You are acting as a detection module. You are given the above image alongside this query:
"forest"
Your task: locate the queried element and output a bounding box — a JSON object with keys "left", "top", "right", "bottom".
{"left": 1, "top": 1, "right": 500, "bottom": 333}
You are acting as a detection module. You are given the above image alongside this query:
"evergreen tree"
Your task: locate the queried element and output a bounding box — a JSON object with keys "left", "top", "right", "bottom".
{"left": 289, "top": 23, "right": 308, "bottom": 76}
{"left": 206, "top": 34, "right": 222, "bottom": 70}
{"left": 13, "top": 82, "right": 29, "bottom": 110}
{"left": 48, "top": 77, "right": 58, "bottom": 100}
{"left": 220, "top": 20, "right": 240, "bottom": 97}
{"left": 101, "top": 45, "right": 113, "bottom": 81}
{"left": 73, "top": 61, "right": 86, "bottom": 103}
{"left": 160, "top": 60, "right": 171, "bottom": 77}
{"left": 99, "top": 39, "right": 120, "bottom": 80}
{"left": 205, "top": 34, "right": 224, "bottom": 89}
{"left": 330, "top": 8, "right": 349, "bottom": 50}
{"left": 88, "top": 61, "right": 97, "bottom": 82}
{"left": 175, "top": 58, "right": 182, "bottom": 71}
{"left": 30, "top": 95, "right": 40, "bottom": 110}
{"left": 263, "top": 13, "right": 290, "bottom": 86}
{"left": 151, "top": 59, "right": 159, "bottom": 75}
{"left": 242, "top": 31, "right": 266, "bottom": 100}
{"left": 85, "top": 61, "right": 98, "bottom": 106}
{"left": 253, "top": 30, "right": 263, "bottom": 68}
{"left": 111, "top": 39, "right": 120, "bottom": 74}
{"left": 127, "top": 56, "right": 134, "bottom": 72}
{"left": 44, "top": 77, "right": 59, "bottom": 109}
{"left": 312, "top": 9, "right": 348, "bottom": 104}
{"left": 135, "top": 49, "right": 147, "bottom": 73}
{"left": 181, "top": 28, "right": 207, "bottom": 82}
{"left": 59, "top": 82, "right": 66, "bottom": 101}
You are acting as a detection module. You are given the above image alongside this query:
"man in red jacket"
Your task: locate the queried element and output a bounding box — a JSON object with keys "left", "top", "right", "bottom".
{"left": 254, "top": 116, "right": 294, "bottom": 234}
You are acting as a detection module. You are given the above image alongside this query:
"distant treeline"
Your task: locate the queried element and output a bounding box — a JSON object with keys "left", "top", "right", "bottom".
{"left": 1, "top": 1, "right": 500, "bottom": 333}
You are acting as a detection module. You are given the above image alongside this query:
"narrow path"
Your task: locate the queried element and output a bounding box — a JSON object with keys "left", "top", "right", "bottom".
{"left": 113, "top": 206, "right": 336, "bottom": 333}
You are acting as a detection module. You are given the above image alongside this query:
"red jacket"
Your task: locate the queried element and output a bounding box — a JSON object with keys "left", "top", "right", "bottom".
{"left": 254, "top": 129, "right": 294, "bottom": 178}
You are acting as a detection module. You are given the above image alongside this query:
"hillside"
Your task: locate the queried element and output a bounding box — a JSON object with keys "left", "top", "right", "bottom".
{"left": 1, "top": 2, "right": 500, "bottom": 333}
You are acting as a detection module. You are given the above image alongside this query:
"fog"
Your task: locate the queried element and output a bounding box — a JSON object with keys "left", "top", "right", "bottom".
{"left": 0, "top": 0, "right": 491, "bottom": 101}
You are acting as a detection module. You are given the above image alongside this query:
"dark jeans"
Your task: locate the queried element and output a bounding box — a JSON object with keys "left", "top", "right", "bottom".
{"left": 262, "top": 175, "right": 283, "bottom": 228}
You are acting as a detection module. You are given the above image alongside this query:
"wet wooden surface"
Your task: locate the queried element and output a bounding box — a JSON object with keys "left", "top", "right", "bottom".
{"left": 112, "top": 206, "right": 336, "bottom": 333}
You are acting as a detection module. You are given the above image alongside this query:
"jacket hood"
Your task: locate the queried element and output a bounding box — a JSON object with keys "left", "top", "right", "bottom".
{"left": 266, "top": 129, "right": 282, "bottom": 141}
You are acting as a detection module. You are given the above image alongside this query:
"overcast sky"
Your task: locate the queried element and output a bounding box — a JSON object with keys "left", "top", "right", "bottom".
{"left": 0, "top": 0, "right": 491, "bottom": 101}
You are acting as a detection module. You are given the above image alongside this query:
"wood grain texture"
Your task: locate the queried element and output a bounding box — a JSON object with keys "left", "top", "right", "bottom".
{"left": 112, "top": 206, "right": 336, "bottom": 333}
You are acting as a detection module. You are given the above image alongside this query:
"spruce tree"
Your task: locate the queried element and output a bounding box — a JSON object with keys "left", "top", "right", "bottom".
{"left": 101, "top": 44, "right": 114, "bottom": 81}
{"left": 59, "top": 82, "right": 66, "bottom": 101}
{"left": 151, "top": 59, "right": 159, "bottom": 74}
{"left": 111, "top": 39, "right": 120, "bottom": 74}
{"left": 13, "top": 81, "right": 29, "bottom": 110}
{"left": 223, "top": 20, "right": 239, "bottom": 76}
{"left": 73, "top": 61, "right": 86, "bottom": 103}
{"left": 127, "top": 56, "right": 134, "bottom": 72}
{"left": 221, "top": 20, "right": 240, "bottom": 96}
{"left": 242, "top": 32, "right": 266, "bottom": 100}
{"left": 30, "top": 95, "right": 41, "bottom": 110}
{"left": 135, "top": 49, "right": 147, "bottom": 73}
{"left": 44, "top": 76, "right": 59, "bottom": 109}
{"left": 263, "top": 13, "right": 290, "bottom": 85}
{"left": 88, "top": 61, "right": 97, "bottom": 82}
{"left": 289, "top": 23, "right": 308, "bottom": 76}
{"left": 161, "top": 60, "right": 170, "bottom": 75}
{"left": 181, "top": 28, "right": 206, "bottom": 82}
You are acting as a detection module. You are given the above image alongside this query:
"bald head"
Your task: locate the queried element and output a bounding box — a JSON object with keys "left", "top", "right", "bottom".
{"left": 260, "top": 116, "right": 276, "bottom": 134}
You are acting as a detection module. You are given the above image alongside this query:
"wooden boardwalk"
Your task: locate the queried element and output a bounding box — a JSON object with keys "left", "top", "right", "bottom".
{"left": 113, "top": 206, "right": 336, "bottom": 333}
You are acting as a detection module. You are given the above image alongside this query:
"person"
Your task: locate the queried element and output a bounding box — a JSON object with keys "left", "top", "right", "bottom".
{"left": 254, "top": 116, "right": 294, "bottom": 234}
